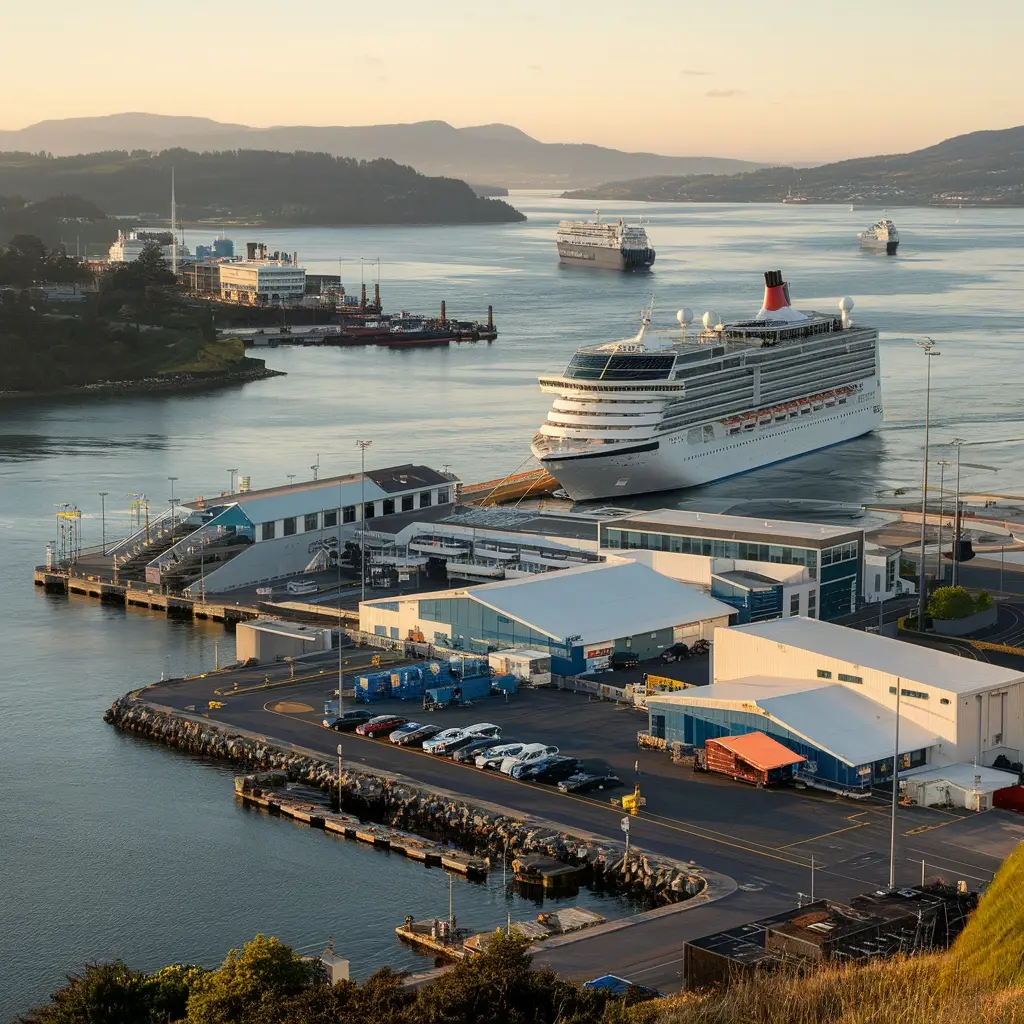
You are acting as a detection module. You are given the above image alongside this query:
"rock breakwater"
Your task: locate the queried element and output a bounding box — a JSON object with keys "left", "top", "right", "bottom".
{"left": 105, "top": 696, "right": 703, "bottom": 905}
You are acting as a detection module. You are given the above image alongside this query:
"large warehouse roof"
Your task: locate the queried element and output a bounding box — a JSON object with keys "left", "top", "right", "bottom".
{"left": 613, "top": 508, "right": 856, "bottom": 543}
{"left": 648, "top": 676, "right": 940, "bottom": 766}
{"left": 470, "top": 561, "right": 734, "bottom": 645}
{"left": 728, "top": 617, "right": 1024, "bottom": 695}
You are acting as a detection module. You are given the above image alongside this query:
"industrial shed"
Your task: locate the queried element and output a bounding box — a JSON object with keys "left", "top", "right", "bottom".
{"left": 360, "top": 561, "right": 734, "bottom": 675}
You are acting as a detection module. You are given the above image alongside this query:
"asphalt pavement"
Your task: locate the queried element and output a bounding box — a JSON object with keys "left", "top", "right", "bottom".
{"left": 139, "top": 653, "right": 1016, "bottom": 991}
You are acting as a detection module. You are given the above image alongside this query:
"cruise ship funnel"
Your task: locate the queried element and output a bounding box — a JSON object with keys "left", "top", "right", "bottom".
{"left": 761, "top": 269, "right": 789, "bottom": 311}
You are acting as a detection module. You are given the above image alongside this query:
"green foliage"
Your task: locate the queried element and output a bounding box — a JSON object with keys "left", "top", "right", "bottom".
{"left": 0, "top": 193, "right": 118, "bottom": 252}
{"left": 927, "top": 586, "right": 992, "bottom": 620}
{"left": 0, "top": 149, "right": 525, "bottom": 225}
{"left": 0, "top": 232, "right": 92, "bottom": 288}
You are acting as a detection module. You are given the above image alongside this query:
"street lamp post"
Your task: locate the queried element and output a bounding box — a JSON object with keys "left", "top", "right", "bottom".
{"left": 98, "top": 491, "right": 108, "bottom": 557}
{"left": 950, "top": 438, "right": 967, "bottom": 587}
{"left": 338, "top": 473, "right": 345, "bottom": 717}
{"left": 337, "top": 743, "right": 343, "bottom": 811}
{"left": 936, "top": 460, "right": 950, "bottom": 585}
{"left": 889, "top": 677, "right": 903, "bottom": 890}
{"left": 915, "top": 339, "right": 940, "bottom": 627}
{"left": 356, "top": 440, "right": 372, "bottom": 604}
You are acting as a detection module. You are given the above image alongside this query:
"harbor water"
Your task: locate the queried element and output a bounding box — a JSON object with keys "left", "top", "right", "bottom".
{"left": 2, "top": 193, "right": 1024, "bottom": 1019}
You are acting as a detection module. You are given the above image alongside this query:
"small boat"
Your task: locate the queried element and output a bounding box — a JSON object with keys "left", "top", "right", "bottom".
{"left": 858, "top": 218, "right": 899, "bottom": 255}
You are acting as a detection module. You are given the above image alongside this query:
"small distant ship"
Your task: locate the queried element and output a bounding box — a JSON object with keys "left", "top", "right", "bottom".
{"left": 782, "top": 188, "right": 809, "bottom": 204}
{"left": 859, "top": 218, "right": 899, "bottom": 255}
{"left": 556, "top": 214, "right": 655, "bottom": 271}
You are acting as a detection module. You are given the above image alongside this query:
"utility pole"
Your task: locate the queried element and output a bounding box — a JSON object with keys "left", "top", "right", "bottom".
{"left": 950, "top": 438, "right": 966, "bottom": 587}
{"left": 915, "top": 339, "right": 940, "bottom": 627}
{"left": 936, "top": 460, "right": 950, "bottom": 585}
{"left": 98, "top": 491, "right": 108, "bottom": 557}
{"left": 889, "top": 677, "right": 902, "bottom": 890}
{"left": 356, "top": 440, "right": 372, "bottom": 604}
{"left": 168, "top": 476, "right": 178, "bottom": 512}
{"left": 337, "top": 743, "right": 343, "bottom": 810}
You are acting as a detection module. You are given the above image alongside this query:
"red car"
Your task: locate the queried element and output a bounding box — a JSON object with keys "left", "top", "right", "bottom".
{"left": 355, "top": 714, "right": 407, "bottom": 738}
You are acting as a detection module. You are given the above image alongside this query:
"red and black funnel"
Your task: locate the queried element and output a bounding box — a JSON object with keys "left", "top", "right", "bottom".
{"left": 762, "top": 270, "right": 792, "bottom": 312}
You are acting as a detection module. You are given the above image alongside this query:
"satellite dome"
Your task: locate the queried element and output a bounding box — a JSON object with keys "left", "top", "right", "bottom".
{"left": 702, "top": 310, "right": 720, "bottom": 330}
{"left": 676, "top": 307, "right": 694, "bottom": 326}
{"left": 839, "top": 296, "right": 855, "bottom": 312}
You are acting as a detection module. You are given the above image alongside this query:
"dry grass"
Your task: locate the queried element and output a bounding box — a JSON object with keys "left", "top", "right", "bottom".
{"left": 634, "top": 844, "right": 1024, "bottom": 1024}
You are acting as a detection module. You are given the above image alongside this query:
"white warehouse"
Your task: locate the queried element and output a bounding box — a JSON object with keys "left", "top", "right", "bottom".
{"left": 647, "top": 616, "right": 1024, "bottom": 792}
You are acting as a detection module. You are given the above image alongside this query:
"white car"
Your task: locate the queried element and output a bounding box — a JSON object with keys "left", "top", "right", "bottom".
{"left": 500, "top": 743, "right": 559, "bottom": 775}
{"left": 475, "top": 742, "right": 526, "bottom": 770}
{"left": 422, "top": 728, "right": 464, "bottom": 754}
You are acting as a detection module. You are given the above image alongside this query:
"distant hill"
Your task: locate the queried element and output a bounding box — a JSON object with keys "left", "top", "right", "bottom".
{"left": 565, "top": 124, "right": 1024, "bottom": 205}
{"left": 0, "top": 113, "right": 764, "bottom": 189}
{"left": 0, "top": 149, "right": 525, "bottom": 226}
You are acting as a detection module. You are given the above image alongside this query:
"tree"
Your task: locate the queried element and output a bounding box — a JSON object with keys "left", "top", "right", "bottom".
{"left": 928, "top": 586, "right": 975, "bottom": 620}
{"left": 184, "top": 934, "right": 321, "bottom": 1024}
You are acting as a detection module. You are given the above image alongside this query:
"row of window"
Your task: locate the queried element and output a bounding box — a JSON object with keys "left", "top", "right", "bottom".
{"left": 604, "top": 528, "right": 821, "bottom": 572}
{"left": 821, "top": 540, "right": 859, "bottom": 566}
{"left": 890, "top": 686, "right": 931, "bottom": 701}
{"left": 258, "top": 488, "right": 449, "bottom": 542}
{"left": 816, "top": 668, "right": 863, "bottom": 683}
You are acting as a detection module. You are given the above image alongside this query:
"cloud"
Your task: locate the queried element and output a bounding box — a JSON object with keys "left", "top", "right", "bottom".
{"left": 680, "top": 69, "right": 710, "bottom": 76}
{"left": 705, "top": 88, "right": 745, "bottom": 98}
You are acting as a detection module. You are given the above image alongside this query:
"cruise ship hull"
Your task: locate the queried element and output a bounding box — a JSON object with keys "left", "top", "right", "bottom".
{"left": 535, "top": 381, "right": 883, "bottom": 501}
{"left": 859, "top": 237, "right": 898, "bottom": 255}
{"left": 556, "top": 242, "right": 655, "bottom": 270}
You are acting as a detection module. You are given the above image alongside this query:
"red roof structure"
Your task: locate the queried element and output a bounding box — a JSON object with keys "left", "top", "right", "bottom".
{"left": 710, "top": 732, "right": 806, "bottom": 772}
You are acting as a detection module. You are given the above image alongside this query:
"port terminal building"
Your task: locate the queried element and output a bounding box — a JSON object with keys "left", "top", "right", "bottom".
{"left": 359, "top": 560, "right": 735, "bottom": 675}
{"left": 647, "top": 616, "right": 1024, "bottom": 793}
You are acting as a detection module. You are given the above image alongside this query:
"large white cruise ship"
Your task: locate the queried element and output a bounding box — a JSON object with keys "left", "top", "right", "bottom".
{"left": 556, "top": 216, "right": 655, "bottom": 270}
{"left": 531, "top": 271, "right": 883, "bottom": 500}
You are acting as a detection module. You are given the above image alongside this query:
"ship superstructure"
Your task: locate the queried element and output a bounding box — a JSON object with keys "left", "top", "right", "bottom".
{"left": 531, "top": 270, "right": 883, "bottom": 500}
{"left": 556, "top": 216, "right": 655, "bottom": 270}
{"left": 859, "top": 218, "right": 899, "bottom": 255}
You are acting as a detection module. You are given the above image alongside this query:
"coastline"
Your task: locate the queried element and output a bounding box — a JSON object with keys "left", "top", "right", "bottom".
{"left": 0, "top": 362, "right": 285, "bottom": 401}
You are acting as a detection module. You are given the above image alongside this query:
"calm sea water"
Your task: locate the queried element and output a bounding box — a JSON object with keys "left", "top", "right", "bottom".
{"left": 2, "top": 194, "right": 1023, "bottom": 1019}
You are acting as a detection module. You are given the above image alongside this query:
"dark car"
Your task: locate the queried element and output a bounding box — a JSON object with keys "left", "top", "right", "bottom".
{"left": 322, "top": 709, "right": 373, "bottom": 731}
{"left": 558, "top": 772, "right": 623, "bottom": 794}
{"left": 530, "top": 757, "right": 585, "bottom": 785}
{"left": 659, "top": 643, "right": 690, "bottom": 663}
{"left": 355, "top": 715, "right": 407, "bottom": 737}
{"left": 610, "top": 651, "right": 639, "bottom": 670}
{"left": 514, "top": 755, "right": 577, "bottom": 782}
{"left": 451, "top": 737, "right": 504, "bottom": 763}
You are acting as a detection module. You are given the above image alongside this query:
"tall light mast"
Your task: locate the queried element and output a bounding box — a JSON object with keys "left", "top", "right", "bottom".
{"left": 170, "top": 168, "right": 178, "bottom": 276}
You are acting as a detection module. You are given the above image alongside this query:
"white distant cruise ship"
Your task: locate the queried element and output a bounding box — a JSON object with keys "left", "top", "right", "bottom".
{"left": 531, "top": 270, "right": 883, "bottom": 500}
{"left": 858, "top": 218, "right": 899, "bottom": 255}
{"left": 556, "top": 216, "right": 655, "bottom": 270}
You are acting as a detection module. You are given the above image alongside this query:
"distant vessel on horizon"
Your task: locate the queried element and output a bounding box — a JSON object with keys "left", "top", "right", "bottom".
{"left": 556, "top": 214, "right": 655, "bottom": 271}
{"left": 859, "top": 218, "right": 899, "bottom": 255}
{"left": 782, "top": 188, "right": 809, "bottom": 204}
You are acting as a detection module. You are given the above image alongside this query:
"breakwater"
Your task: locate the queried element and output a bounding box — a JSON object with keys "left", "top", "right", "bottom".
{"left": 105, "top": 695, "right": 704, "bottom": 906}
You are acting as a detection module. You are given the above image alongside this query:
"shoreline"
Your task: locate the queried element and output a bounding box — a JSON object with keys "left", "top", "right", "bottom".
{"left": 104, "top": 694, "right": 718, "bottom": 911}
{"left": 0, "top": 364, "right": 285, "bottom": 401}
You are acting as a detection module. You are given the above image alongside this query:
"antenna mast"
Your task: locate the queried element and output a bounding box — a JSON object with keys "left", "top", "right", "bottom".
{"left": 171, "top": 168, "right": 178, "bottom": 276}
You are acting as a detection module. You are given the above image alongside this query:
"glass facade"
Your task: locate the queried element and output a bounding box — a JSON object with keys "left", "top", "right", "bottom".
{"left": 418, "top": 597, "right": 559, "bottom": 656}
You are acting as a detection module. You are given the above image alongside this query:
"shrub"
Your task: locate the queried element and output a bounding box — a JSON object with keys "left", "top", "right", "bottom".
{"left": 928, "top": 586, "right": 976, "bottom": 620}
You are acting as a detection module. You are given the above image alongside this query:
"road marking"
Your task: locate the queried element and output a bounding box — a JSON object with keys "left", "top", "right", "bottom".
{"left": 905, "top": 857, "right": 991, "bottom": 884}
{"left": 776, "top": 820, "right": 871, "bottom": 849}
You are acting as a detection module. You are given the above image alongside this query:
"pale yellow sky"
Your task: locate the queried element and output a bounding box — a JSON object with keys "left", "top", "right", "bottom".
{"left": 4, "top": 0, "right": 1022, "bottom": 162}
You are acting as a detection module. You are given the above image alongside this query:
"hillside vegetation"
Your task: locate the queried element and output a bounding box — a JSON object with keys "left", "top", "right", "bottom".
{"left": 567, "top": 124, "right": 1024, "bottom": 206}
{"left": 0, "top": 148, "right": 525, "bottom": 224}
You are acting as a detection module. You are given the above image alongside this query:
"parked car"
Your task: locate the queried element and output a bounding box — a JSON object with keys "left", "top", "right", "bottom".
{"left": 558, "top": 773, "right": 623, "bottom": 794}
{"left": 659, "top": 643, "right": 690, "bottom": 663}
{"left": 388, "top": 721, "right": 426, "bottom": 743}
{"left": 691, "top": 638, "right": 710, "bottom": 656}
{"left": 391, "top": 723, "right": 442, "bottom": 746}
{"left": 610, "top": 651, "right": 639, "bottom": 670}
{"left": 475, "top": 742, "right": 527, "bottom": 770}
{"left": 322, "top": 709, "right": 373, "bottom": 731}
{"left": 355, "top": 715, "right": 406, "bottom": 737}
{"left": 422, "top": 728, "right": 467, "bottom": 754}
{"left": 451, "top": 737, "right": 504, "bottom": 763}
{"left": 512, "top": 755, "right": 578, "bottom": 782}
{"left": 500, "top": 743, "right": 559, "bottom": 775}
{"left": 529, "top": 757, "right": 585, "bottom": 785}
{"left": 429, "top": 723, "right": 503, "bottom": 756}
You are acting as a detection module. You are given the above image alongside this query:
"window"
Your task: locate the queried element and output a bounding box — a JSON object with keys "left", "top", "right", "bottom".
{"left": 790, "top": 594, "right": 800, "bottom": 616}
{"left": 438, "top": 488, "right": 450, "bottom": 504}
{"left": 886, "top": 559, "right": 897, "bottom": 591}
{"left": 874, "top": 573, "right": 881, "bottom": 594}
{"left": 343, "top": 506, "right": 356, "bottom": 524}
{"left": 283, "top": 517, "right": 296, "bottom": 536}
{"left": 382, "top": 498, "right": 395, "bottom": 516}
{"left": 889, "top": 686, "right": 929, "bottom": 700}
{"left": 323, "top": 510, "right": 338, "bottom": 528}
{"left": 838, "top": 673, "right": 863, "bottom": 684}
{"left": 304, "top": 513, "right": 319, "bottom": 532}
{"left": 817, "top": 669, "right": 833, "bottom": 679}
{"left": 260, "top": 521, "right": 276, "bottom": 541}
{"left": 808, "top": 591, "right": 817, "bottom": 618}
{"left": 402, "top": 495, "right": 415, "bottom": 512}
{"left": 363, "top": 502, "right": 375, "bottom": 520}
{"left": 420, "top": 491, "right": 432, "bottom": 508}
{"left": 940, "top": 698, "right": 950, "bottom": 705}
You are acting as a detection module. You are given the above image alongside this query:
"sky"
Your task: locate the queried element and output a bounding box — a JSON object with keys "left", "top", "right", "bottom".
{"left": 3, "top": 0, "right": 1023, "bottom": 162}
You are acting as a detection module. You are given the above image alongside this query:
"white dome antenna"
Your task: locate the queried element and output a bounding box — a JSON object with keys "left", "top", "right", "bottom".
{"left": 839, "top": 296, "right": 854, "bottom": 328}
{"left": 676, "top": 307, "right": 694, "bottom": 342}
{"left": 702, "top": 310, "right": 720, "bottom": 332}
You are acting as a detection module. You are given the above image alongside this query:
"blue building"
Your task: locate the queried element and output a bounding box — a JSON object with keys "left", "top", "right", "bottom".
{"left": 601, "top": 509, "right": 863, "bottom": 620}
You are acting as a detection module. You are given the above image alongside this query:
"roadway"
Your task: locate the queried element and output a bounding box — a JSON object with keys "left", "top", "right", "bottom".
{"left": 140, "top": 654, "right": 1017, "bottom": 991}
